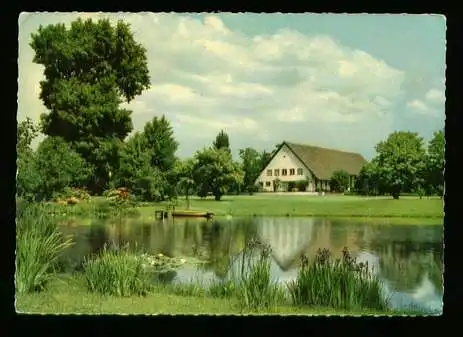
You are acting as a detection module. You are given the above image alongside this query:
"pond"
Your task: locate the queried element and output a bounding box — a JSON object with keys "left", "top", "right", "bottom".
{"left": 58, "top": 216, "right": 443, "bottom": 314}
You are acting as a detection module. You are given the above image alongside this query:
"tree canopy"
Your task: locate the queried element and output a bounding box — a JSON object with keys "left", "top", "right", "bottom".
{"left": 213, "top": 130, "right": 231, "bottom": 152}
{"left": 30, "top": 18, "right": 151, "bottom": 194}
{"left": 239, "top": 148, "right": 265, "bottom": 194}
{"left": 193, "top": 148, "right": 244, "bottom": 201}
{"left": 371, "top": 131, "right": 427, "bottom": 199}
{"left": 425, "top": 130, "right": 445, "bottom": 196}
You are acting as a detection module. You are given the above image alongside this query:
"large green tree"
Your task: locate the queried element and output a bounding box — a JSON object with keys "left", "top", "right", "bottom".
{"left": 30, "top": 18, "right": 150, "bottom": 194}
{"left": 140, "top": 115, "right": 179, "bottom": 173}
{"left": 239, "top": 147, "right": 262, "bottom": 194}
{"left": 425, "top": 130, "right": 445, "bottom": 197}
{"left": 373, "top": 131, "right": 426, "bottom": 199}
{"left": 193, "top": 148, "right": 244, "bottom": 201}
{"left": 173, "top": 158, "right": 196, "bottom": 208}
{"left": 112, "top": 119, "right": 177, "bottom": 202}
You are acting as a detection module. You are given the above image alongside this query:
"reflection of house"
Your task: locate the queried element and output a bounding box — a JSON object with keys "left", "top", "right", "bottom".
{"left": 255, "top": 141, "right": 367, "bottom": 192}
{"left": 255, "top": 217, "right": 363, "bottom": 270}
{"left": 255, "top": 217, "right": 317, "bottom": 270}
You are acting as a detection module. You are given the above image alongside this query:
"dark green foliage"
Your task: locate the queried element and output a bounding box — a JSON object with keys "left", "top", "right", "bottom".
{"left": 288, "top": 248, "right": 387, "bottom": 311}
{"left": 239, "top": 148, "right": 262, "bottom": 194}
{"left": 287, "top": 181, "right": 296, "bottom": 192}
{"left": 213, "top": 130, "right": 231, "bottom": 152}
{"left": 295, "top": 180, "right": 309, "bottom": 192}
{"left": 140, "top": 115, "right": 179, "bottom": 173}
{"left": 132, "top": 167, "right": 169, "bottom": 202}
{"left": 111, "top": 116, "right": 178, "bottom": 201}
{"left": 330, "top": 170, "right": 350, "bottom": 193}
{"left": 368, "top": 131, "right": 427, "bottom": 199}
{"left": 18, "top": 137, "right": 91, "bottom": 201}
{"left": 193, "top": 148, "right": 244, "bottom": 201}
{"left": 424, "top": 130, "right": 444, "bottom": 197}
{"left": 30, "top": 18, "right": 150, "bottom": 194}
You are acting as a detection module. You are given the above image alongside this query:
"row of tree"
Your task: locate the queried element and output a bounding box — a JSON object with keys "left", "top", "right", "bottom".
{"left": 354, "top": 130, "right": 444, "bottom": 199}
{"left": 16, "top": 17, "right": 444, "bottom": 202}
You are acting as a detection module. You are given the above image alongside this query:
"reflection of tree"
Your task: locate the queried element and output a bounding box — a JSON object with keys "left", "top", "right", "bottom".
{"left": 371, "top": 239, "right": 443, "bottom": 292}
{"left": 195, "top": 218, "right": 258, "bottom": 279}
{"left": 88, "top": 221, "right": 110, "bottom": 255}
{"left": 154, "top": 270, "right": 177, "bottom": 284}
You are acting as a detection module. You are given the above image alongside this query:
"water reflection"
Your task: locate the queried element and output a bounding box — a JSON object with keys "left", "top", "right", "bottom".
{"left": 59, "top": 216, "right": 443, "bottom": 313}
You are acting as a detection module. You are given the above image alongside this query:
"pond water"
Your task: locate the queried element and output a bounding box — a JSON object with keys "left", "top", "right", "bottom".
{"left": 59, "top": 216, "right": 443, "bottom": 314}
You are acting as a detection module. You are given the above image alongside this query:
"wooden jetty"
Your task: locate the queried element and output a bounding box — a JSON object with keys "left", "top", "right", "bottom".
{"left": 154, "top": 210, "right": 169, "bottom": 220}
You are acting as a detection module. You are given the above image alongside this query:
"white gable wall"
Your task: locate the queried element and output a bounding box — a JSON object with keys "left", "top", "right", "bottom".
{"left": 255, "top": 144, "right": 315, "bottom": 192}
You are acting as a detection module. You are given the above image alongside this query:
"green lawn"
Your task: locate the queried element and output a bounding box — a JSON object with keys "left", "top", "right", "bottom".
{"left": 15, "top": 278, "right": 423, "bottom": 316}
{"left": 137, "top": 194, "right": 443, "bottom": 220}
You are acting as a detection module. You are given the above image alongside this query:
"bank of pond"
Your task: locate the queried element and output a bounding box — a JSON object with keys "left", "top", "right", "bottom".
{"left": 15, "top": 203, "right": 443, "bottom": 315}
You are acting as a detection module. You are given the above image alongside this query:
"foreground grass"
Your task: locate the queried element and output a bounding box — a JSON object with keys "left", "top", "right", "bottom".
{"left": 16, "top": 278, "right": 420, "bottom": 315}
{"left": 16, "top": 203, "right": 74, "bottom": 294}
{"left": 138, "top": 195, "right": 443, "bottom": 220}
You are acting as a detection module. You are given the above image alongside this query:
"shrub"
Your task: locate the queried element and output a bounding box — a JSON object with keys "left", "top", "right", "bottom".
{"left": 287, "top": 181, "right": 296, "bottom": 192}
{"left": 15, "top": 202, "right": 74, "bottom": 294}
{"left": 132, "top": 168, "right": 170, "bottom": 202}
{"left": 295, "top": 180, "right": 309, "bottom": 192}
{"left": 288, "top": 248, "right": 387, "bottom": 311}
{"left": 83, "top": 245, "right": 152, "bottom": 297}
{"left": 54, "top": 187, "right": 91, "bottom": 202}
{"left": 330, "top": 170, "right": 350, "bottom": 193}
{"left": 235, "top": 239, "right": 284, "bottom": 311}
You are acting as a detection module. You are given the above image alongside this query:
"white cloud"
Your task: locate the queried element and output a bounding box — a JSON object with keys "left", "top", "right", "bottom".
{"left": 407, "top": 99, "right": 430, "bottom": 114}
{"left": 425, "top": 88, "right": 445, "bottom": 103}
{"left": 19, "top": 13, "right": 412, "bottom": 157}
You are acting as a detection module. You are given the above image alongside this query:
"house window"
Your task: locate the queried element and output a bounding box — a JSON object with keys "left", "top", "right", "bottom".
{"left": 297, "top": 168, "right": 303, "bottom": 175}
{"left": 265, "top": 181, "right": 271, "bottom": 187}
{"left": 282, "top": 169, "right": 288, "bottom": 176}
{"left": 274, "top": 169, "right": 279, "bottom": 176}
{"left": 267, "top": 169, "right": 272, "bottom": 177}
{"left": 289, "top": 168, "right": 295, "bottom": 176}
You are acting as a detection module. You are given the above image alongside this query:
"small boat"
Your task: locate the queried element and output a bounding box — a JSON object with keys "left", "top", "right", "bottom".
{"left": 171, "top": 210, "right": 214, "bottom": 218}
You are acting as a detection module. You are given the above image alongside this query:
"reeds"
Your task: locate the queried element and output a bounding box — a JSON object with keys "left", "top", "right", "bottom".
{"left": 82, "top": 244, "right": 152, "bottom": 297}
{"left": 15, "top": 202, "right": 74, "bottom": 294}
{"left": 288, "top": 247, "right": 387, "bottom": 311}
{"left": 234, "top": 238, "right": 285, "bottom": 311}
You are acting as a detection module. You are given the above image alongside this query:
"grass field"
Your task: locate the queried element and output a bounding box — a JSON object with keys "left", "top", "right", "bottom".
{"left": 137, "top": 194, "right": 443, "bottom": 220}
{"left": 15, "top": 278, "right": 423, "bottom": 316}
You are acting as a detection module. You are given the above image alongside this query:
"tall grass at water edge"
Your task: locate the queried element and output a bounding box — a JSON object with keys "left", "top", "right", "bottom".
{"left": 288, "top": 248, "right": 388, "bottom": 311}
{"left": 15, "top": 202, "right": 74, "bottom": 294}
{"left": 233, "top": 239, "right": 285, "bottom": 311}
{"left": 83, "top": 243, "right": 152, "bottom": 297}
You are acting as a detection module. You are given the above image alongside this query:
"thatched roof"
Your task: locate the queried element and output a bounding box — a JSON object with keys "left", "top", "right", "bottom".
{"left": 280, "top": 141, "right": 367, "bottom": 180}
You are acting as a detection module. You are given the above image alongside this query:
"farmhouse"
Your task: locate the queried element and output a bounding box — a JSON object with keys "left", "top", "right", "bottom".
{"left": 255, "top": 141, "right": 367, "bottom": 193}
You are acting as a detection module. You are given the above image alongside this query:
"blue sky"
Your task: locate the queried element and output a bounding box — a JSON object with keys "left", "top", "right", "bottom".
{"left": 18, "top": 13, "right": 446, "bottom": 160}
